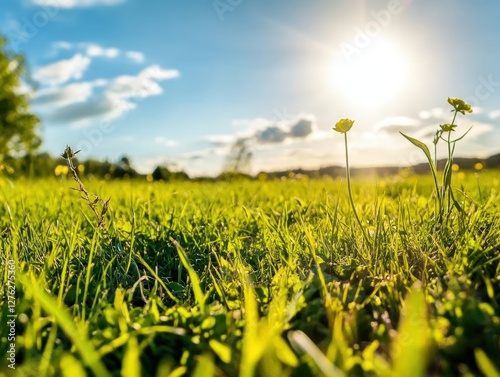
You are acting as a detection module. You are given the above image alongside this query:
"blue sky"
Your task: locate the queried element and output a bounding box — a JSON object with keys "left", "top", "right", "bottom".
{"left": 2, "top": 0, "right": 500, "bottom": 176}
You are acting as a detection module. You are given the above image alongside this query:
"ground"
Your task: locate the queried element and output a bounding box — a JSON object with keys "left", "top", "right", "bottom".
{"left": 0, "top": 173, "right": 499, "bottom": 376}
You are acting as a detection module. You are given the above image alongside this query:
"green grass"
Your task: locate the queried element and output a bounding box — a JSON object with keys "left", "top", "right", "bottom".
{"left": 0, "top": 171, "right": 499, "bottom": 376}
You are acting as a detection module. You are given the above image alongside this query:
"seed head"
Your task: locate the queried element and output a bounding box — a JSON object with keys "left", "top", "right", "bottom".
{"left": 61, "top": 145, "right": 80, "bottom": 159}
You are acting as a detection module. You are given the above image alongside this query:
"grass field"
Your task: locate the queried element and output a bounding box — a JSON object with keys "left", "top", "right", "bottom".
{"left": 1, "top": 171, "right": 499, "bottom": 376}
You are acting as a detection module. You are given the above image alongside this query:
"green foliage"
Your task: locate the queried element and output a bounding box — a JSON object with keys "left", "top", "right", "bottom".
{"left": 400, "top": 97, "right": 473, "bottom": 225}
{"left": 152, "top": 165, "right": 172, "bottom": 181}
{"left": 0, "top": 35, "right": 40, "bottom": 161}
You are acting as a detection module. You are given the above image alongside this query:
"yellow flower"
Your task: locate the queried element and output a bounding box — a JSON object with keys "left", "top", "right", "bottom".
{"left": 474, "top": 162, "right": 483, "bottom": 171}
{"left": 447, "top": 97, "right": 472, "bottom": 114}
{"left": 440, "top": 123, "right": 457, "bottom": 132}
{"left": 54, "top": 165, "right": 69, "bottom": 176}
{"left": 333, "top": 118, "right": 354, "bottom": 133}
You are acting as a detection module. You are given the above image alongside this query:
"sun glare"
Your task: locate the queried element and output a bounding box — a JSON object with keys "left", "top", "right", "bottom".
{"left": 332, "top": 39, "right": 409, "bottom": 108}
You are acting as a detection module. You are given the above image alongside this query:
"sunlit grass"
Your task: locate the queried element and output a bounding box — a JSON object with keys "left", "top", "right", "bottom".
{"left": 0, "top": 172, "right": 499, "bottom": 376}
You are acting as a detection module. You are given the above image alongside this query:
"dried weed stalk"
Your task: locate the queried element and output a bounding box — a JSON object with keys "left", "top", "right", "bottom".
{"left": 61, "top": 145, "right": 110, "bottom": 230}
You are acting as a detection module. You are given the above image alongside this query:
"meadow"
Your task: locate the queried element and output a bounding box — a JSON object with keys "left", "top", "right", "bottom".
{"left": 0, "top": 170, "right": 499, "bottom": 376}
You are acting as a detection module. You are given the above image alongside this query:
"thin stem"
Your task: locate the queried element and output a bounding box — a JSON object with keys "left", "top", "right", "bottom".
{"left": 63, "top": 147, "right": 110, "bottom": 230}
{"left": 344, "top": 132, "right": 371, "bottom": 246}
{"left": 433, "top": 135, "right": 442, "bottom": 221}
{"left": 444, "top": 111, "right": 458, "bottom": 210}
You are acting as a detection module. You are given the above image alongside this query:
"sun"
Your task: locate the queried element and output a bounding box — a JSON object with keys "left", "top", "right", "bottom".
{"left": 331, "top": 38, "right": 409, "bottom": 108}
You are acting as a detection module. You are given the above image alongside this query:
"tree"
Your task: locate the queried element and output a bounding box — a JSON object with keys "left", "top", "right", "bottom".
{"left": 222, "top": 139, "right": 253, "bottom": 177}
{"left": 0, "top": 35, "right": 41, "bottom": 162}
{"left": 111, "top": 156, "right": 138, "bottom": 179}
{"left": 152, "top": 166, "right": 171, "bottom": 181}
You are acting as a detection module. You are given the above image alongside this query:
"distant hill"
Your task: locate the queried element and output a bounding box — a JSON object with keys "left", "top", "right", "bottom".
{"left": 259, "top": 153, "right": 500, "bottom": 180}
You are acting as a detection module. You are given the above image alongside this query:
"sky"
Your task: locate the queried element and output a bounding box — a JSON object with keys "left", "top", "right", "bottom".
{"left": 2, "top": 0, "right": 500, "bottom": 176}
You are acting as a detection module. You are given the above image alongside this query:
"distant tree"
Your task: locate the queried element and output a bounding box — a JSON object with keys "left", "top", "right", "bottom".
{"left": 171, "top": 171, "right": 189, "bottom": 181}
{"left": 0, "top": 35, "right": 41, "bottom": 162}
{"left": 486, "top": 153, "right": 500, "bottom": 168}
{"left": 151, "top": 165, "right": 189, "bottom": 181}
{"left": 152, "top": 166, "right": 171, "bottom": 181}
{"left": 83, "top": 159, "right": 113, "bottom": 178}
{"left": 118, "top": 156, "right": 131, "bottom": 169}
{"left": 32, "top": 152, "right": 55, "bottom": 177}
{"left": 111, "top": 156, "right": 138, "bottom": 179}
{"left": 222, "top": 139, "right": 253, "bottom": 177}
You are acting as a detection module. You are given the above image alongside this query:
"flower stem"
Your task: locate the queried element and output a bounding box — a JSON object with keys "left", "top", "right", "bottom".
{"left": 443, "top": 110, "right": 458, "bottom": 210}
{"left": 344, "top": 132, "right": 371, "bottom": 246}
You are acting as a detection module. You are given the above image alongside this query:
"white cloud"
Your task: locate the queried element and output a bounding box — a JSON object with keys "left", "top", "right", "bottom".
{"left": 418, "top": 110, "right": 432, "bottom": 120}
{"left": 52, "top": 41, "right": 73, "bottom": 50}
{"left": 140, "top": 65, "right": 180, "bottom": 80}
{"left": 41, "top": 65, "right": 179, "bottom": 126}
{"left": 51, "top": 41, "right": 126, "bottom": 59}
{"left": 31, "top": 0, "right": 125, "bottom": 8}
{"left": 205, "top": 134, "right": 236, "bottom": 146}
{"left": 32, "top": 81, "right": 99, "bottom": 107}
{"left": 471, "top": 106, "right": 483, "bottom": 114}
{"left": 205, "top": 113, "right": 320, "bottom": 149}
{"left": 430, "top": 107, "right": 446, "bottom": 119}
{"left": 107, "top": 65, "right": 179, "bottom": 100}
{"left": 46, "top": 93, "right": 136, "bottom": 126}
{"left": 373, "top": 116, "right": 421, "bottom": 133}
{"left": 84, "top": 43, "right": 120, "bottom": 58}
{"left": 457, "top": 121, "right": 494, "bottom": 140}
{"left": 33, "top": 53, "right": 91, "bottom": 86}
{"left": 155, "top": 137, "right": 178, "bottom": 147}
{"left": 489, "top": 110, "right": 500, "bottom": 119}
{"left": 255, "top": 125, "right": 288, "bottom": 143}
{"left": 126, "top": 51, "right": 145, "bottom": 63}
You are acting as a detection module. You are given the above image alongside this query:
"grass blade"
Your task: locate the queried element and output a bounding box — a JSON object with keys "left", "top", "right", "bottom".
{"left": 122, "top": 336, "right": 141, "bottom": 377}
{"left": 192, "top": 354, "right": 215, "bottom": 377}
{"left": 391, "top": 284, "right": 430, "bottom": 377}
{"left": 239, "top": 271, "right": 263, "bottom": 377}
{"left": 288, "top": 330, "right": 344, "bottom": 377}
{"left": 400, "top": 132, "right": 441, "bottom": 214}
{"left": 171, "top": 238, "right": 206, "bottom": 314}
{"left": 475, "top": 349, "right": 500, "bottom": 377}
{"left": 20, "top": 273, "right": 111, "bottom": 377}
